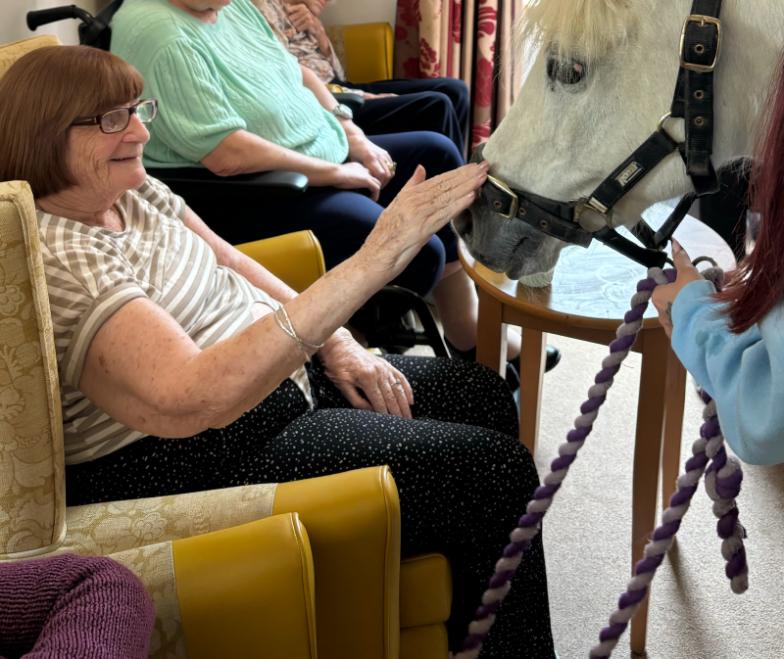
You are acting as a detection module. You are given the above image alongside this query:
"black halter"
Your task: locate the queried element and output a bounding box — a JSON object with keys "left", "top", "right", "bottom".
{"left": 478, "top": 0, "right": 724, "bottom": 268}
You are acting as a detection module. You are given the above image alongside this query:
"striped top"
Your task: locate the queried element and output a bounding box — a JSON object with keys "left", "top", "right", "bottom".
{"left": 38, "top": 177, "right": 312, "bottom": 465}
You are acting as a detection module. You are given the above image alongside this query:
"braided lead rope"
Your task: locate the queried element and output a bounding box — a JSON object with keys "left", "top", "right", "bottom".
{"left": 677, "top": 268, "right": 748, "bottom": 593}
{"left": 588, "top": 394, "right": 750, "bottom": 657}
{"left": 454, "top": 267, "right": 672, "bottom": 659}
{"left": 699, "top": 389, "right": 749, "bottom": 594}
{"left": 456, "top": 267, "right": 749, "bottom": 659}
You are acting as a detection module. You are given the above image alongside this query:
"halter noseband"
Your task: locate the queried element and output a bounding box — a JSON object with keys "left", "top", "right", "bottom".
{"left": 478, "top": 0, "right": 724, "bottom": 269}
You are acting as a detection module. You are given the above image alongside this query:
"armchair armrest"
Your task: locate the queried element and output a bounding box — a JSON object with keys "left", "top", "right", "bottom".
{"left": 146, "top": 167, "right": 309, "bottom": 199}
{"left": 172, "top": 514, "right": 317, "bottom": 659}
{"left": 235, "top": 230, "right": 326, "bottom": 292}
{"left": 273, "top": 466, "right": 401, "bottom": 659}
{"left": 333, "top": 91, "right": 365, "bottom": 112}
{"left": 327, "top": 22, "right": 394, "bottom": 83}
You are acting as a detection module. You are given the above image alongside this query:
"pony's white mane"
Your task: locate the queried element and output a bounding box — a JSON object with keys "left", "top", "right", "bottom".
{"left": 518, "top": 0, "right": 638, "bottom": 61}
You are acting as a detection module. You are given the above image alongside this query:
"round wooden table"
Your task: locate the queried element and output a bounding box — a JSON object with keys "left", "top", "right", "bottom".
{"left": 459, "top": 206, "right": 735, "bottom": 656}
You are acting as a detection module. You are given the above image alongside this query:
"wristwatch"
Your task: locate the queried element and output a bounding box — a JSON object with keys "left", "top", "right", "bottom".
{"left": 331, "top": 103, "right": 353, "bottom": 121}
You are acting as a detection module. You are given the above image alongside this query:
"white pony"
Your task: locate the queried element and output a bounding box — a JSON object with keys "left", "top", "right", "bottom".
{"left": 455, "top": 0, "right": 784, "bottom": 280}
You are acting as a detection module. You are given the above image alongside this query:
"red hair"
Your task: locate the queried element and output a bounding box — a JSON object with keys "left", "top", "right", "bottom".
{"left": 716, "top": 52, "right": 784, "bottom": 332}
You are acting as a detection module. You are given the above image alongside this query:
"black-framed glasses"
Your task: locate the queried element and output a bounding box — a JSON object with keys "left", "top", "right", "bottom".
{"left": 71, "top": 98, "right": 158, "bottom": 134}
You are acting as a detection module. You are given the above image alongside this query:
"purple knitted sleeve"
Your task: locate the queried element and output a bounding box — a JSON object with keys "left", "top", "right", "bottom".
{"left": 0, "top": 553, "right": 155, "bottom": 659}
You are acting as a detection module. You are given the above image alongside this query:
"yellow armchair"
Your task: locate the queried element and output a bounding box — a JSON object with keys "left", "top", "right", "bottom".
{"left": 235, "top": 230, "right": 325, "bottom": 292}
{"left": 0, "top": 179, "right": 450, "bottom": 658}
{"left": 327, "top": 22, "right": 394, "bottom": 83}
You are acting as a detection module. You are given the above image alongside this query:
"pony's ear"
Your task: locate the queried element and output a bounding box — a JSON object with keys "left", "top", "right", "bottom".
{"left": 518, "top": 0, "right": 636, "bottom": 62}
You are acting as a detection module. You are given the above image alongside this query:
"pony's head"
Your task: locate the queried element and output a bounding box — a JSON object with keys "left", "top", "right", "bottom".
{"left": 455, "top": 0, "right": 784, "bottom": 279}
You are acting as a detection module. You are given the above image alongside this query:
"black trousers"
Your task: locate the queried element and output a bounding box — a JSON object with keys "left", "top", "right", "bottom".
{"left": 337, "top": 76, "right": 470, "bottom": 156}
{"left": 66, "top": 356, "right": 554, "bottom": 658}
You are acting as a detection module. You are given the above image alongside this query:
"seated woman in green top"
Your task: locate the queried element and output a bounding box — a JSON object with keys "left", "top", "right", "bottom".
{"left": 110, "top": 0, "right": 515, "bottom": 356}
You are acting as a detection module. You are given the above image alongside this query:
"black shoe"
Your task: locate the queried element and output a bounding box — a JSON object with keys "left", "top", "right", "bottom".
{"left": 545, "top": 344, "right": 562, "bottom": 372}
{"left": 446, "top": 340, "right": 562, "bottom": 378}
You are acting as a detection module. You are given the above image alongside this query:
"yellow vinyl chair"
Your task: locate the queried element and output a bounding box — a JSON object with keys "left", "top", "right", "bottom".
{"left": 0, "top": 179, "right": 450, "bottom": 659}
{"left": 327, "top": 22, "right": 394, "bottom": 83}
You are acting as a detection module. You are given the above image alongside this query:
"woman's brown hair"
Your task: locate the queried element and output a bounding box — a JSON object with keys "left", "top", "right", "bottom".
{"left": 716, "top": 51, "right": 784, "bottom": 332}
{"left": 0, "top": 45, "right": 143, "bottom": 197}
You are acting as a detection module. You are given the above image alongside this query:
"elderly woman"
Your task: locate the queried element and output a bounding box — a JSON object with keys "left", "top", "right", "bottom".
{"left": 0, "top": 47, "right": 555, "bottom": 658}
{"left": 251, "top": 0, "right": 469, "bottom": 156}
{"left": 108, "top": 0, "right": 492, "bottom": 356}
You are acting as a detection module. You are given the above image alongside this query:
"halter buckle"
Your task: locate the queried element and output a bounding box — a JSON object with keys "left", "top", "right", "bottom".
{"left": 585, "top": 197, "right": 609, "bottom": 214}
{"left": 486, "top": 175, "right": 520, "bottom": 220}
{"left": 680, "top": 14, "right": 722, "bottom": 73}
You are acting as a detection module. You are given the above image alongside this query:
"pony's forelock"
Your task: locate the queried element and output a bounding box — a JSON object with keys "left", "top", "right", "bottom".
{"left": 517, "top": 0, "right": 637, "bottom": 62}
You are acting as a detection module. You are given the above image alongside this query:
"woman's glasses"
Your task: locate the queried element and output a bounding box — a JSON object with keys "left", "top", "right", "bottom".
{"left": 71, "top": 98, "right": 158, "bottom": 134}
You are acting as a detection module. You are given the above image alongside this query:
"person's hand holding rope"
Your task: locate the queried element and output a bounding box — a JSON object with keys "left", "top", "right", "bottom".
{"left": 651, "top": 239, "right": 703, "bottom": 338}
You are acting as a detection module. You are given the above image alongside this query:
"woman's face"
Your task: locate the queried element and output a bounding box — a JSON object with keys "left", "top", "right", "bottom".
{"left": 66, "top": 103, "right": 150, "bottom": 200}
{"left": 171, "top": 0, "right": 231, "bottom": 20}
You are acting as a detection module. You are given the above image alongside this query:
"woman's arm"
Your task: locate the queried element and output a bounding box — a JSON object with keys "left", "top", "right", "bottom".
{"left": 670, "top": 281, "right": 784, "bottom": 465}
{"left": 180, "top": 203, "right": 298, "bottom": 302}
{"left": 653, "top": 244, "right": 784, "bottom": 465}
{"left": 200, "top": 129, "right": 382, "bottom": 196}
{"left": 299, "top": 66, "right": 394, "bottom": 187}
{"left": 180, "top": 202, "right": 413, "bottom": 417}
{"left": 78, "top": 163, "right": 487, "bottom": 436}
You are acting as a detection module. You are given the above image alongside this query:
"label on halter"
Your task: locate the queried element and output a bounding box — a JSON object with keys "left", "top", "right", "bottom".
{"left": 615, "top": 161, "right": 644, "bottom": 188}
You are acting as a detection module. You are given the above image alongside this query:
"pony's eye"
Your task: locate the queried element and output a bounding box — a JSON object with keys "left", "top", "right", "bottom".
{"left": 546, "top": 56, "right": 586, "bottom": 86}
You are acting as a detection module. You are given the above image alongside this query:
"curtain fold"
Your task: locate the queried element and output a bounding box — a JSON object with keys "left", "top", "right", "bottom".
{"left": 395, "top": 0, "right": 520, "bottom": 149}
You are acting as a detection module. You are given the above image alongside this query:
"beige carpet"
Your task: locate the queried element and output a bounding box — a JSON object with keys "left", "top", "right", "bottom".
{"left": 536, "top": 334, "right": 784, "bottom": 659}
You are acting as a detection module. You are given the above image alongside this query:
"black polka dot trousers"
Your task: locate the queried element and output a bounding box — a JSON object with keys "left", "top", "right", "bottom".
{"left": 66, "top": 356, "right": 555, "bottom": 658}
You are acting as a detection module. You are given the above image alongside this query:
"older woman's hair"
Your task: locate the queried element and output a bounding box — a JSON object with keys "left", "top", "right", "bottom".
{"left": 0, "top": 46, "right": 143, "bottom": 197}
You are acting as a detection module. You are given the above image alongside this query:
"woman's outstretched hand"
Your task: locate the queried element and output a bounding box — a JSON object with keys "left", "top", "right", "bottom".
{"left": 651, "top": 240, "right": 703, "bottom": 338}
{"left": 359, "top": 162, "right": 489, "bottom": 282}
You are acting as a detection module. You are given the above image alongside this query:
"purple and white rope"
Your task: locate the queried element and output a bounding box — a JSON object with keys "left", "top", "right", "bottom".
{"left": 455, "top": 267, "right": 748, "bottom": 659}
{"left": 589, "top": 392, "right": 748, "bottom": 657}
{"left": 699, "top": 390, "right": 749, "bottom": 594}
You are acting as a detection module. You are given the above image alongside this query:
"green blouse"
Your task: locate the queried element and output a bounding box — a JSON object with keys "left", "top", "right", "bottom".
{"left": 111, "top": 0, "right": 348, "bottom": 168}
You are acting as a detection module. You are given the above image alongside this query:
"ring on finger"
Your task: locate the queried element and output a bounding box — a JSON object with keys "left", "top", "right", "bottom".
{"left": 391, "top": 379, "right": 404, "bottom": 388}
{"left": 387, "top": 160, "right": 397, "bottom": 175}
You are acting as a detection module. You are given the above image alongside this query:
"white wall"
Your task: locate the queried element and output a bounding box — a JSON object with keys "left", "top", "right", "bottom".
{"left": 320, "top": 0, "right": 396, "bottom": 27}
{"left": 1, "top": 0, "right": 101, "bottom": 45}
{"left": 2, "top": 0, "right": 393, "bottom": 44}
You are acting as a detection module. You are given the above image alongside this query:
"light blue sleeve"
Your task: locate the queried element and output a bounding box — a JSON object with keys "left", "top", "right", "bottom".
{"left": 671, "top": 279, "right": 784, "bottom": 465}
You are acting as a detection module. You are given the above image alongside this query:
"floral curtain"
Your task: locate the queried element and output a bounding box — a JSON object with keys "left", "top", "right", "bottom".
{"left": 394, "top": 0, "right": 521, "bottom": 150}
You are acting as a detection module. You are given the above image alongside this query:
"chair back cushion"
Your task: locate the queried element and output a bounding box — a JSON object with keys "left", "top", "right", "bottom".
{"left": 0, "top": 35, "right": 61, "bottom": 79}
{"left": 0, "top": 181, "right": 66, "bottom": 557}
{"left": 326, "top": 22, "right": 394, "bottom": 83}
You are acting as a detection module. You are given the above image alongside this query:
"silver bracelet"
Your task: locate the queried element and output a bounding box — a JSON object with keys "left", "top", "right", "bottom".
{"left": 273, "top": 305, "right": 323, "bottom": 361}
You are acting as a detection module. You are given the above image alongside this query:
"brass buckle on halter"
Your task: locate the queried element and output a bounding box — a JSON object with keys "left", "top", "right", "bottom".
{"left": 486, "top": 175, "right": 519, "bottom": 220}
{"left": 680, "top": 14, "right": 722, "bottom": 73}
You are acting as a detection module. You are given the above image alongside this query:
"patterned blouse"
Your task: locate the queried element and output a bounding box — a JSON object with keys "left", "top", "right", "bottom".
{"left": 252, "top": 0, "right": 345, "bottom": 83}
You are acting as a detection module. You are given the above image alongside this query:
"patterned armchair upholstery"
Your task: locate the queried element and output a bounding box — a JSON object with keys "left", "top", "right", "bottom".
{"left": 0, "top": 178, "right": 450, "bottom": 658}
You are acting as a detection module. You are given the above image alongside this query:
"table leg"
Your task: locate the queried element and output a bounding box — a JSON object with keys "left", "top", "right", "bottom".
{"left": 660, "top": 348, "right": 687, "bottom": 510}
{"left": 519, "top": 328, "right": 545, "bottom": 456}
{"left": 475, "top": 287, "right": 506, "bottom": 375}
{"left": 630, "top": 330, "right": 669, "bottom": 656}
